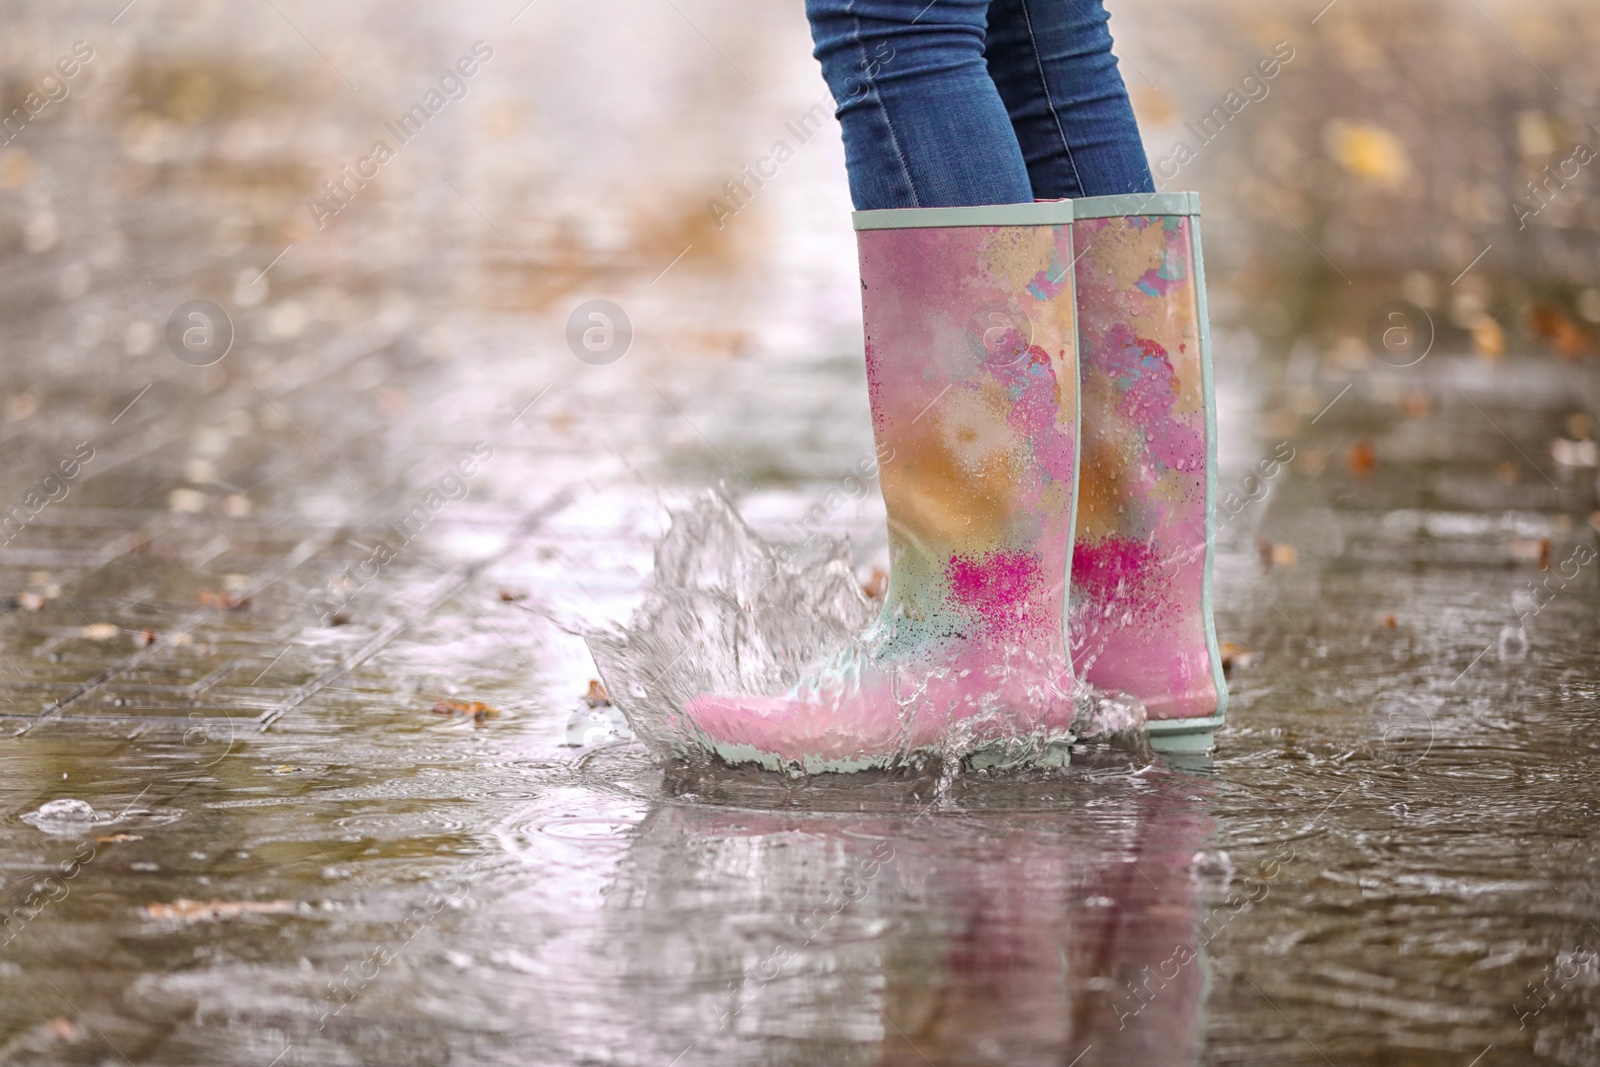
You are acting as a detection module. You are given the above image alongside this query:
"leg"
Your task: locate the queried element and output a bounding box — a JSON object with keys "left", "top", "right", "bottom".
{"left": 983, "top": 0, "right": 1154, "bottom": 198}
{"left": 806, "top": 0, "right": 1035, "bottom": 210}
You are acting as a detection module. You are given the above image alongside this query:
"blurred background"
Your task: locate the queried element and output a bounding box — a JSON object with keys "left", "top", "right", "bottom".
{"left": 2, "top": 0, "right": 1598, "bottom": 517}
{"left": 6, "top": 0, "right": 1598, "bottom": 359}
{"left": 0, "top": 0, "right": 1595, "bottom": 570}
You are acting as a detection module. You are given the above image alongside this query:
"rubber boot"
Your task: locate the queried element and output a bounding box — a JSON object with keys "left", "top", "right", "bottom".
{"left": 683, "top": 202, "right": 1085, "bottom": 773}
{"left": 1067, "top": 193, "right": 1227, "bottom": 751}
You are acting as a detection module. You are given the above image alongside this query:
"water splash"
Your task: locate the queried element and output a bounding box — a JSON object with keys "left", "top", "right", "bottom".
{"left": 585, "top": 492, "right": 869, "bottom": 756}
{"left": 22, "top": 798, "right": 109, "bottom": 835}
{"left": 585, "top": 492, "right": 1146, "bottom": 771}
{"left": 1072, "top": 686, "right": 1149, "bottom": 742}
{"left": 19, "top": 797, "right": 185, "bottom": 836}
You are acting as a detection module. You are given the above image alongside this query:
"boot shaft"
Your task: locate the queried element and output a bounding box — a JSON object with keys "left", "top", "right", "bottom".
{"left": 1069, "top": 192, "right": 1227, "bottom": 730}
{"left": 853, "top": 205, "right": 1081, "bottom": 661}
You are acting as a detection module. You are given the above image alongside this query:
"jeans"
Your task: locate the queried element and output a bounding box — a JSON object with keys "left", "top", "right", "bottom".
{"left": 807, "top": 0, "right": 1154, "bottom": 210}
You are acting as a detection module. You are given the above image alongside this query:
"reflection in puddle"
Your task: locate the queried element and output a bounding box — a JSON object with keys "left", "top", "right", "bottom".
{"left": 537, "top": 817, "right": 640, "bottom": 842}
{"left": 579, "top": 756, "right": 1215, "bottom": 1065}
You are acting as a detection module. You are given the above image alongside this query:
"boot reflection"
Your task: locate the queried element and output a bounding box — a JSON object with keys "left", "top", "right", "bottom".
{"left": 602, "top": 758, "right": 1215, "bottom": 1067}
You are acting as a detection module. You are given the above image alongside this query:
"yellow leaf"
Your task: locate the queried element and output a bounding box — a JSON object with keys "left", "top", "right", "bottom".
{"left": 1325, "top": 120, "right": 1410, "bottom": 183}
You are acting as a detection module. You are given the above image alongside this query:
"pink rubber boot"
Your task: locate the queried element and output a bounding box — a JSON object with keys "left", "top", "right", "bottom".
{"left": 1069, "top": 193, "right": 1228, "bottom": 752}
{"left": 683, "top": 202, "right": 1085, "bottom": 773}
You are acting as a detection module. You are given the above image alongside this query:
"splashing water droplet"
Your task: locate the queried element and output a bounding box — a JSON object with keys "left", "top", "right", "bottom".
{"left": 585, "top": 491, "right": 1148, "bottom": 770}
{"left": 1070, "top": 688, "right": 1148, "bottom": 740}
{"left": 584, "top": 492, "right": 875, "bottom": 758}
{"left": 22, "top": 798, "right": 102, "bottom": 835}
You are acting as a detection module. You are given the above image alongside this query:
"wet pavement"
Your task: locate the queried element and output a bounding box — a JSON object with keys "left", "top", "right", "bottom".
{"left": 3, "top": 1, "right": 1600, "bottom": 1064}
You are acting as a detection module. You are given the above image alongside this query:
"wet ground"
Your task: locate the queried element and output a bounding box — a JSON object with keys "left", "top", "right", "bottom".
{"left": 3, "top": 1, "right": 1600, "bottom": 1064}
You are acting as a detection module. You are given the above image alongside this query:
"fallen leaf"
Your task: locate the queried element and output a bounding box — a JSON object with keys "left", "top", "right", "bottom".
{"left": 136, "top": 630, "right": 158, "bottom": 648}
{"left": 327, "top": 610, "right": 351, "bottom": 626}
{"left": 1525, "top": 303, "right": 1600, "bottom": 360}
{"left": 433, "top": 699, "right": 498, "bottom": 725}
{"left": 1509, "top": 538, "right": 1552, "bottom": 568}
{"left": 97, "top": 833, "right": 144, "bottom": 844}
{"left": 861, "top": 567, "right": 889, "bottom": 600}
{"left": 1382, "top": 612, "right": 1398, "bottom": 629}
{"left": 1470, "top": 315, "right": 1505, "bottom": 359}
{"left": 584, "top": 680, "right": 610, "bottom": 708}
{"left": 44, "top": 1017, "right": 79, "bottom": 1041}
{"left": 1254, "top": 539, "right": 1299, "bottom": 571}
{"left": 1220, "top": 641, "right": 1254, "bottom": 677}
{"left": 1325, "top": 120, "right": 1410, "bottom": 183}
{"left": 80, "top": 623, "right": 120, "bottom": 641}
{"left": 198, "top": 591, "right": 251, "bottom": 611}
{"left": 142, "top": 898, "right": 298, "bottom": 923}
{"left": 1346, "top": 440, "right": 1377, "bottom": 477}
{"left": 17, "top": 591, "right": 46, "bottom": 611}
{"left": 498, "top": 588, "right": 528, "bottom": 602}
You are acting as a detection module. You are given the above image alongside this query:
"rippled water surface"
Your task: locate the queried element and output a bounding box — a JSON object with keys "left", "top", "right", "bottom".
{"left": 3, "top": 331, "right": 1595, "bottom": 1065}
{"left": 2, "top": 1, "right": 1599, "bottom": 1064}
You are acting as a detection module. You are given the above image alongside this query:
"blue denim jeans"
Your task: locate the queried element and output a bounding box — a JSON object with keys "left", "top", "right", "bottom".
{"left": 807, "top": 0, "right": 1154, "bottom": 209}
